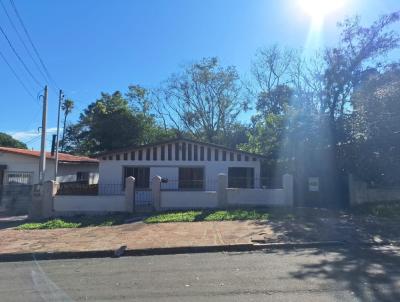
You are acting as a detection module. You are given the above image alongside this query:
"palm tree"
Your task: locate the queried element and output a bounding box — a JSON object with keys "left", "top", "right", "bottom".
{"left": 61, "top": 99, "right": 74, "bottom": 151}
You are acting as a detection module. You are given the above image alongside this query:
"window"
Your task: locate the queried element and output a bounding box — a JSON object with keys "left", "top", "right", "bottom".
{"left": 194, "top": 145, "right": 198, "bottom": 161}
{"left": 175, "top": 143, "right": 179, "bottom": 160}
{"left": 168, "top": 144, "right": 172, "bottom": 160}
{"left": 116, "top": 154, "right": 120, "bottom": 160}
{"left": 153, "top": 147, "right": 157, "bottom": 160}
{"left": 77, "top": 172, "right": 89, "bottom": 182}
{"left": 6, "top": 171, "right": 33, "bottom": 185}
{"left": 182, "top": 142, "right": 186, "bottom": 160}
{"left": 230, "top": 152, "right": 234, "bottom": 161}
{"left": 131, "top": 151, "right": 135, "bottom": 160}
{"left": 123, "top": 153, "right": 128, "bottom": 160}
{"left": 108, "top": 155, "right": 113, "bottom": 160}
{"left": 123, "top": 167, "right": 150, "bottom": 189}
{"left": 138, "top": 150, "right": 143, "bottom": 160}
{"left": 188, "top": 144, "right": 192, "bottom": 160}
{"left": 102, "top": 156, "right": 107, "bottom": 160}
{"left": 222, "top": 151, "right": 227, "bottom": 161}
{"left": 179, "top": 167, "right": 204, "bottom": 190}
{"left": 146, "top": 148, "right": 151, "bottom": 160}
{"left": 237, "top": 154, "right": 242, "bottom": 161}
{"left": 161, "top": 145, "right": 165, "bottom": 160}
{"left": 228, "top": 167, "right": 254, "bottom": 188}
{"left": 214, "top": 149, "right": 219, "bottom": 161}
{"left": 207, "top": 147, "right": 211, "bottom": 161}
{"left": 245, "top": 155, "right": 249, "bottom": 162}
{"left": 200, "top": 146, "right": 204, "bottom": 161}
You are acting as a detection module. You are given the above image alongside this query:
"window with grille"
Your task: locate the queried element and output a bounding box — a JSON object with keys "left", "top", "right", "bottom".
{"left": 178, "top": 167, "right": 204, "bottom": 190}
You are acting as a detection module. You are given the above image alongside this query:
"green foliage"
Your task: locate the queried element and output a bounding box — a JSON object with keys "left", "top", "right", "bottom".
{"left": 63, "top": 90, "right": 174, "bottom": 155}
{"left": 144, "top": 209, "right": 269, "bottom": 223}
{"left": 0, "top": 132, "right": 27, "bottom": 149}
{"left": 16, "top": 214, "right": 129, "bottom": 230}
{"left": 352, "top": 201, "right": 400, "bottom": 218}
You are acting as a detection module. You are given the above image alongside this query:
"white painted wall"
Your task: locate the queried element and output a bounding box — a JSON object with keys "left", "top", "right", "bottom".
{"left": 160, "top": 191, "right": 218, "bottom": 209}
{"left": 98, "top": 142, "right": 261, "bottom": 191}
{"left": 0, "top": 152, "right": 98, "bottom": 185}
{"left": 54, "top": 195, "right": 125, "bottom": 213}
{"left": 226, "top": 188, "right": 286, "bottom": 206}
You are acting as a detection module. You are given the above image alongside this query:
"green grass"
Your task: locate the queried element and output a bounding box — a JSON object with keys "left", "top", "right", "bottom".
{"left": 16, "top": 214, "right": 129, "bottom": 230}
{"left": 144, "top": 209, "right": 270, "bottom": 224}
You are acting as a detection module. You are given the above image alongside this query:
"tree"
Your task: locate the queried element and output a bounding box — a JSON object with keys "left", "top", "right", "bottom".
{"left": 61, "top": 98, "right": 74, "bottom": 151}
{"left": 62, "top": 91, "right": 174, "bottom": 155}
{"left": 0, "top": 132, "right": 27, "bottom": 149}
{"left": 156, "top": 57, "right": 247, "bottom": 144}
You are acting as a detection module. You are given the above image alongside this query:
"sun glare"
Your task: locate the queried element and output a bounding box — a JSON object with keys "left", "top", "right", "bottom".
{"left": 299, "top": 0, "right": 345, "bottom": 25}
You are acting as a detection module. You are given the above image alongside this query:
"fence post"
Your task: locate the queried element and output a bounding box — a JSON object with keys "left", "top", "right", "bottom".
{"left": 283, "top": 174, "right": 294, "bottom": 206}
{"left": 29, "top": 181, "right": 57, "bottom": 219}
{"left": 152, "top": 176, "right": 162, "bottom": 211}
{"left": 125, "top": 176, "right": 135, "bottom": 213}
{"left": 217, "top": 173, "right": 228, "bottom": 208}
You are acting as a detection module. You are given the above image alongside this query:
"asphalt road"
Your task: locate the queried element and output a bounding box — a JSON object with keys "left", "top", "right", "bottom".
{"left": 1, "top": 246, "right": 400, "bottom": 302}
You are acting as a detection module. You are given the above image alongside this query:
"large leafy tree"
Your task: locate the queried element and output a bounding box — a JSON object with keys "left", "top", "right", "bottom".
{"left": 155, "top": 57, "right": 248, "bottom": 144}
{"left": 0, "top": 132, "right": 27, "bottom": 149}
{"left": 62, "top": 91, "right": 173, "bottom": 155}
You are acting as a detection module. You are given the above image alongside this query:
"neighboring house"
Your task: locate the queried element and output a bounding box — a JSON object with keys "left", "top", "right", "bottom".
{"left": 97, "top": 138, "right": 264, "bottom": 191}
{"left": 0, "top": 147, "right": 99, "bottom": 185}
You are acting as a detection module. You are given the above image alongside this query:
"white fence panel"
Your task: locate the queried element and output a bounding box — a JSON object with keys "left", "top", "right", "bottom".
{"left": 161, "top": 191, "right": 218, "bottom": 209}
{"left": 54, "top": 195, "right": 125, "bottom": 213}
{"left": 226, "top": 188, "right": 285, "bottom": 206}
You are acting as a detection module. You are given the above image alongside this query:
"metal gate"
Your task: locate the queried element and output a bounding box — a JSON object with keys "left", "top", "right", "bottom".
{"left": 134, "top": 189, "right": 153, "bottom": 212}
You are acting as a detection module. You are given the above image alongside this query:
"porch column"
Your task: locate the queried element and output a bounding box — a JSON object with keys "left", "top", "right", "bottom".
{"left": 152, "top": 176, "right": 162, "bottom": 211}
{"left": 125, "top": 176, "right": 135, "bottom": 213}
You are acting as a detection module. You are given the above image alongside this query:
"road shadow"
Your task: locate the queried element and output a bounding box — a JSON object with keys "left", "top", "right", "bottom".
{"left": 285, "top": 245, "right": 400, "bottom": 302}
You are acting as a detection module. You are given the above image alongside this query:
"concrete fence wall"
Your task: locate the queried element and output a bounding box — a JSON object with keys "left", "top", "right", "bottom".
{"left": 226, "top": 188, "right": 285, "bottom": 206}
{"left": 349, "top": 174, "right": 400, "bottom": 206}
{"left": 54, "top": 195, "right": 126, "bottom": 214}
{"left": 160, "top": 191, "right": 218, "bottom": 209}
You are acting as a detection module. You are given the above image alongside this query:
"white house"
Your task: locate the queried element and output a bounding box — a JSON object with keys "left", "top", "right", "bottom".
{"left": 97, "top": 138, "right": 264, "bottom": 191}
{"left": 0, "top": 147, "right": 99, "bottom": 185}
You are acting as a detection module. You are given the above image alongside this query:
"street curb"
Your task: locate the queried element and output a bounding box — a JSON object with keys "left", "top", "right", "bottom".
{"left": 0, "top": 241, "right": 395, "bottom": 262}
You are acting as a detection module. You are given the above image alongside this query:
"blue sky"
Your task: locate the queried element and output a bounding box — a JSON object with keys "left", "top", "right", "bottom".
{"left": 0, "top": 0, "right": 399, "bottom": 149}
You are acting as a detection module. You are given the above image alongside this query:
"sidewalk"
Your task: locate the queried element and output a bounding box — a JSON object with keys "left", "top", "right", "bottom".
{"left": 0, "top": 220, "right": 274, "bottom": 255}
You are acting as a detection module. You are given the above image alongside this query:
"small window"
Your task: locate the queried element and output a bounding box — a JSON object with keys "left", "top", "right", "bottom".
{"left": 207, "top": 147, "right": 211, "bottom": 161}
{"left": 214, "top": 149, "right": 219, "bottom": 161}
{"left": 200, "top": 146, "right": 204, "bottom": 161}
{"left": 228, "top": 167, "right": 254, "bottom": 188}
{"left": 138, "top": 150, "right": 143, "bottom": 160}
{"left": 253, "top": 157, "right": 257, "bottom": 161}
{"left": 222, "top": 151, "right": 227, "bottom": 161}
{"left": 182, "top": 142, "right": 186, "bottom": 161}
{"left": 178, "top": 167, "right": 204, "bottom": 190}
{"left": 161, "top": 145, "right": 165, "bottom": 161}
{"left": 7, "top": 171, "right": 33, "bottom": 185}
{"left": 131, "top": 151, "right": 135, "bottom": 160}
{"left": 123, "top": 153, "right": 128, "bottom": 160}
{"left": 188, "top": 144, "right": 192, "bottom": 161}
{"left": 77, "top": 172, "right": 89, "bottom": 182}
{"left": 175, "top": 143, "right": 179, "bottom": 160}
{"left": 194, "top": 145, "right": 198, "bottom": 161}
{"left": 146, "top": 148, "right": 151, "bottom": 160}
{"left": 116, "top": 154, "right": 120, "bottom": 160}
{"left": 230, "top": 152, "right": 234, "bottom": 161}
{"left": 108, "top": 155, "right": 113, "bottom": 160}
{"left": 102, "top": 156, "right": 107, "bottom": 160}
{"left": 168, "top": 144, "right": 172, "bottom": 160}
{"left": 237, "top": 154, "right": 241, "bottom": 161}
{"left": 123, "top": 167, "right": 150, "bottom": 189}
{"left": 153, "top": 147, "right": 157, "bottom": 160}
{"left": 245, "top": 155, "right": 249, "bottom": 161}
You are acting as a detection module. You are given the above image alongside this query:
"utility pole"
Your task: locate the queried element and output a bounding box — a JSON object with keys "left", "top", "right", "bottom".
{"left": 54, "top": 89, "right": 63, "bottom": 181}
{"left": 38, "top": 85, "right": 48, "bottom": 184}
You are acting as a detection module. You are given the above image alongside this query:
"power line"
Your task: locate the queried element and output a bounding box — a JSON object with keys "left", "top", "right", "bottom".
{"left": 0, "top": 48, "right": 37, "bottom": 99}
{"left": 9, "top": 0, "right": 59, "bottom": 89}
{"left": 0, "top": 23, "right": 43, "bottom": 87}
{"left": 0, "top": 0, "right": 48, "bottom": 83}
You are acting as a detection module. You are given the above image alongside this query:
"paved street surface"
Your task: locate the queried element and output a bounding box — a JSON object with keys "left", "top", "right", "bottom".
{"left": 1, "top": 246, "right": 400, "bottom": 301}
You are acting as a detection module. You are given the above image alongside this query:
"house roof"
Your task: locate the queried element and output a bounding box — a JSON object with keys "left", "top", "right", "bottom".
{"left": 96, "top": 138, "right": 267, "bottom": 159}
{"left": 0, "top": 147, "right": 98, "bottom": 164}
